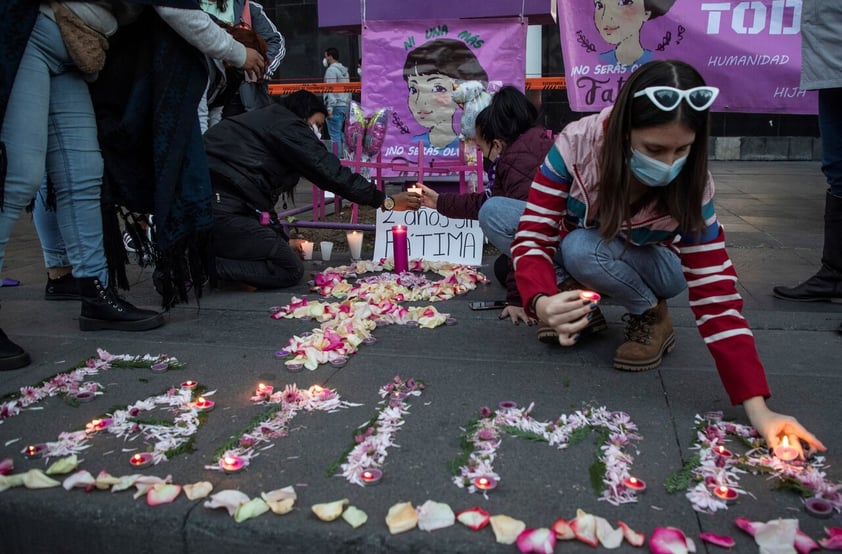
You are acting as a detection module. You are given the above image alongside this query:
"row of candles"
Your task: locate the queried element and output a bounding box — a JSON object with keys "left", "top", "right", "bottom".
{"left": 21, "top": 379, "right": 834, "bottom": 517}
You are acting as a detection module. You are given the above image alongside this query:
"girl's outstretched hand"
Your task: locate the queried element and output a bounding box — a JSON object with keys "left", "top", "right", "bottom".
{"left": 743, "top": 396, "right": 826, "bottom": 459}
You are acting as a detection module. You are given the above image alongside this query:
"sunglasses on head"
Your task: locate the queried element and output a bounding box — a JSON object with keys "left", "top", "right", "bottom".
{"left": 633, "top": 86, "right": 719, "bottom": 111}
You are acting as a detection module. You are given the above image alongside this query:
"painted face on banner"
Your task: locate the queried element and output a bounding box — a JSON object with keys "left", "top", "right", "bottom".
{"left": 406, "top": 73, "right": 458, "bottom": 134}
{"left": 593, "top": 0, "right": 651, "bottom": 47}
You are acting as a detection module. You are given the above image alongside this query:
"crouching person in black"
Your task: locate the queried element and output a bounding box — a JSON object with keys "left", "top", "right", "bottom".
{"left": 203, "top": 90, "right": 421, "bottom": 289}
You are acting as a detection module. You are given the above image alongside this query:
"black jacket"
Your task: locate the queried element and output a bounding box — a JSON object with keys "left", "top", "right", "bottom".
{"left": 204, "top": 103, "right": 386, "bottom": 211}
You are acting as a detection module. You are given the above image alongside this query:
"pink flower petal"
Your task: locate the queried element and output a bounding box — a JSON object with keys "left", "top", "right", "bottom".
{"left": 734, "top": 517, "right": 760, "bottom": 537}
{"left": 517, "top": 528, "right": 557, "bottom": 554}
{"left": 650, "top": 527, "right": 690, "bottom": 554}
{"left": 699, "top": 533, "right": 736, "bottom": 548}
{"left": 795, "top": 529, "right": 820, "bottom": 554}
{"left": 618, "top": 521, "right": 646, "bottom": 547}
{"left": 552, "top": 518, "right": 575, "bottom": 540}
{"left": 827, "top": 528, "right": 842, "bottom": 538}
{"left": 456, "top": 507, "right": 490, "bottom": 531}
{"left": 0, "top": 458, "right": 13, "bottom": 475}
{"left": 819, "top": 535, "right": 842, "bottom": 551}
{"left": 147, "top": 483, "right": 182, "bottom": 506}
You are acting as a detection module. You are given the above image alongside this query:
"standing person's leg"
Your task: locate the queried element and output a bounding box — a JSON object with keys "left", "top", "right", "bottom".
{"left": 327, "top": 105, "right": 346, "bottom": 158}
{"left": 32, "top": 181, "right": 79, "bottom": 300}
{"left": 45, "top": 51, "right": 163, "bottom": 332}
{"left": 773, "top": 87, "right": 842, "bottom": 304}
{"left": 562, "top": 229, "right": 686, "bottom": 370}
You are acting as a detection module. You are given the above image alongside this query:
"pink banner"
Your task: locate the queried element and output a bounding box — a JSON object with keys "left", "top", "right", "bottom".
{"left": 559, "top": 0, "right": 817, "bottom": 114}
{"left": 362, "top": 18, "right": 527, "bottom": 165}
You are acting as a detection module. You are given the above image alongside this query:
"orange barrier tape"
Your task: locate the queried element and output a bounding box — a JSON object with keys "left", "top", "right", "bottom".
{"left": 267, "top": 76, "right": 566, "bottom": 96}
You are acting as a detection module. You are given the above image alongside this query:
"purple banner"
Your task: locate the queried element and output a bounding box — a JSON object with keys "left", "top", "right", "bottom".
{"left": 362, "top": 19, "right": 526, "bottom": 166}
{"left": 559, "top": 0, "right": 817, "bottom": 114}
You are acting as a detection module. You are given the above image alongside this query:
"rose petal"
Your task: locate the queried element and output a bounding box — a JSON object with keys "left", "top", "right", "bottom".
{"left": 650, "top": 527, "right": 690, "bottom": 554}
{"left": 0, "top": 473, "right": 25, "bottom": 492}
{"left": 234, "top": 498, "right": 270, "bottom": 522}
{"left": 385, "top": 501, "right": 418, "bottom": 534}
{"left": 755, "top": 519, "right": 798, "bottom": 554}
{"left": 45, "top": 455, "right": 79, "bottom": 475}
{"left": 416, "top": 500, "right": 455, "bottom": 532}
{"left": 342, "top": 505, "right": 368, "bottom": 529}
{"left": 490, "top": 514, "right": 527, "bottom": 545}
{"left": 147, "top": 483, "right": 181, "bottom": 506}
{"left": 204, "top": 489, "right": 250, "bottom": 516}
{"left": 0, "top": 458, "right": 13, "bottom": 475}
{"left": 618, "top": 521, "right": 646, "bottom": 547}
{"left": 62, "top": 470, "right": 95, "bottom": 491}
{"left": 94, "top": 470, "right": 120, "bottom": 491}
{"left": 312, "top": 498, "right": 349, "bottom": 522}
{"left": 265, "top": 497, "right": 295, "bottom": 515}
{"left": 261, "top": 486, "right": 296, "bottom": 503}
{"left": 516, "top": 528, "right": 557, "bottom": 554}
{"left": 551, "top": 518, "right": 575, "bottom": 540}
{"left": 699, "top": 533, "right": 736, "bottom": 548}
{"left": 827, "top": 528, "right": 842, "bottom": 538}
{"left": 456, "top": 507, "right": 491, "bottom": 531}
{"left": 595, "top": 517, "right": 624, "bottom": 549}
{"left": 735, "top": 517, "right": 760, "bottom": 537}
{"left": 819, "top": 535, "right": 842, "bottom": 551}
{"left": 795, "top": 529, "right": 820, "bottom": 554}
{"left": 183, "top": 481, "right": 213, "bottom": 500}
{"left": 571, "top": 510, "right": 598, "bottom": 548}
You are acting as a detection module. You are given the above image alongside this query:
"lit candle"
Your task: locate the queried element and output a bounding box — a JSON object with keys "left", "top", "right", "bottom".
{"left": 714, "top": 445, "right": 733, "bottom": 459}
{"left": 310, "top": 385, "right": 325, "bottom": 395}
{"left": 407, "top": 184, "right": 423, "bottom": 196}
{"left": 623, "top": 476, "right": 647, "bottom": 492}
{"left": 804, "top": 497, "right": 833, "bottom": 519}
{"left": 391, "top": 225, "right": 409, "bottom": 273}
{"left": 712, "top": 485, "right": 738, "bottom": 504}
{"left": 150, "top": 362, "right": 169, "bottom": 373}
{"left": 300, "top": 240, "right": 314, "bottom": 260}
{"left": 360, "top": 468, "right": 383, "bottom": 486}
{"left": 129, "top": 452, "right": 154, "bottom": 469}
{"left": 774, "top": 436, "right": 799, "bottom": 461}
{"left": 180, "top": 380, "right": 198, "bottom": 391}
{"left": 220, "top": 455, "right": 246, "bottom": 474}
{"left": 346, "top": 231, "right": 364, "bottom": 260}
{"left": 86, "top": 418, "right": 113, "bottom": 433}
{"left": 580, "top": 290, "right": 601, "bottom": 302}
{"left": 390, "top": 390, "right": 407, "bottom": 401}
{"left": 256, "top": 383, "right": 273, "bottom": 396}
{"left": 23, "top": 443, "right": 47, "bottom": 459}
{"left": 474, "top": 476, "right": 498, "bottom": 491}
{"left": 73, "top": 391, "right": 96, "bottom": 403}
{"left": 194, "top": 397, "right": 215, "bottom": 412}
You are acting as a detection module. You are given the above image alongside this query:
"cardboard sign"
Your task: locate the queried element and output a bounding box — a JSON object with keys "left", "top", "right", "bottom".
{"left": 373, "top": 207, "right": 483, "bottom": 266}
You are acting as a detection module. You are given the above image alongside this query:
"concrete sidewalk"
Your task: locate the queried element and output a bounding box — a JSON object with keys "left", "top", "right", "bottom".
{"left": 0, "top": 161, "right": 840, "bottom": 553}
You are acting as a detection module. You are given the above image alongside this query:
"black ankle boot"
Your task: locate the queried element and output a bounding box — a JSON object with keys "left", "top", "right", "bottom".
{"left": 78, "top": 278, "right": 165, "bottom": 332}
{"left": 45, "top": 273, "right": 80, "bottom": 301}
{"left": 0, "top": 328, "right": 30, "bottom": 370}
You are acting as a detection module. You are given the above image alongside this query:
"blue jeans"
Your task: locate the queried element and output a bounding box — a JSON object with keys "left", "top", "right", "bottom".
{"left": 478, "top": 196, "right": 525, "bottom": 255}
{"left": 0, "top": 14, "right": 107, "bottom": 283}
{"left": 32, "top": 182, "right": 71, "bottom": 269}
{"left": 561, "top": 228, "right": 686, "bottom": 314}
{"left": 326, "top": 105, "right": 347, "bottom": 158}
{"left": 819, "top": 88, "right": 842, "bottom": 196}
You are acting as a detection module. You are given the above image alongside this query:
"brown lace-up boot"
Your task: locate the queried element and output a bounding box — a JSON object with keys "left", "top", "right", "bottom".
{"left": 613, "top": 299, "right": 675, "bottom": 371}
{"left": 537, "top": 277, "right": 608, "bottom": 344}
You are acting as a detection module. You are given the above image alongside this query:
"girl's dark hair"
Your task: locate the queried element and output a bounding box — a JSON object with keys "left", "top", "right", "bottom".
{"left": 281, "top": 90, "right": 328, "bottom": 120}
{"left": 402, "top": 39, "right": 488, "bottom": 86}
{"left": 475, "top": 86, "right": 538, "bottom": 147}
{"left": 644, "top": 0, "right": 678, "bottom": 19}
{"left": 598, "top": 59, "right": 711, "bottom": 240}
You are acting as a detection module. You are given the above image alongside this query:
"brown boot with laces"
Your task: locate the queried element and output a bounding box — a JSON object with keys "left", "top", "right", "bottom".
{"left": 537, "top": 277, "right": 608, "bottom": 344}
{"left": 613, "top": 299, "right": 675, "bottom": 371}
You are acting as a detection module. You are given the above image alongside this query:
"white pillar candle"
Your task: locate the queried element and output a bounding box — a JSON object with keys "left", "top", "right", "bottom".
{"left": 346, "top": 231, "right": 364, "bottom": 260}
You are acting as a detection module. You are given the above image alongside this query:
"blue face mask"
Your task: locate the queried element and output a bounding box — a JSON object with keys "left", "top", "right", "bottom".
{"left": 630, "top": 149, "right": 688, "bottom": 187}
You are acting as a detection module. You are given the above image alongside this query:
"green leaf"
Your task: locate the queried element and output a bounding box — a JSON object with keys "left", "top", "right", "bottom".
{"left": 664, "top": 453, "right": 701, "bottom": 494}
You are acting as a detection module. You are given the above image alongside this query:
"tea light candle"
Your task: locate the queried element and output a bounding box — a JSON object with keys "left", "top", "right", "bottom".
{"left": 129, "top": 452, "right": 154, "bottom": 469}
{"left": 703, "top": 410, "right": 724, "bottom": 422}
{"left": 407, "top": 184, "right": 423, "bottom": 196}
{"left": 300, "top": 240, "right": 314, "bottom": 260}
{"left": 714, "top": 445, "right": 733, "bottom": 459}
{"left": 180, "top": 380, "right": 198, "bottom": 391}
{"left": 220, "top": 455, "right": 246, "bottom": 474}
{"left": 623, "top": 476, "right": 647, "bottom": 491}
{"left": 330, "top": 356, "right": 348, "bottom": 368}
{"left": 580, "top": 290, "right": 601, "bottom": 302}
{"left": 23, "top": 443, "right": 47, "bottom": 459}
{"left": 362, "top": 336, "right": 377, "bottom": 345}
{"left": 150, "top": 362, "right": 169, "bottom": 373}
{"left": 274, "top": 349, "right": 289, "bottom": 359}
{"left": 360, "top": 468, "right": 383, "bottom": 485}
{"left": 346, "top": 230, "right": 364, "bottom": 260}
{"left": 498, "top": 400, "right": 518, "bottom": 410}
{"left": 391, "top": 225, "right": 409, "bottom": 273}
{"left": 474, "top": 476, "right": 498, "bottom": 491}
{"left": 774, "top": 436, "right": 799, "bottom": 461}
{"left": 73, "top": 391, "right": 96, "bottom": 403}
{"left": 712, "top": 485, "right": 738, "bottom": 504}
{"left": 804, "top": 497, "right": 833, "bottom": 519}
{"left": 86, "top": 418, "right": 113, "bottom": 433}
{"left": 194, "top": 397, "right": 215, "bottom": 412}
{"left": 256, "top": 383, "right": 273, "bottom": 396}
{"left": 389, "top": 391, "right": 407, "bottom": 402}
{"left": 286, "top": 361, "right": 304, "bottom": 373}
{"left": 445, "top": 317, "right": 458, "bottom": 326}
